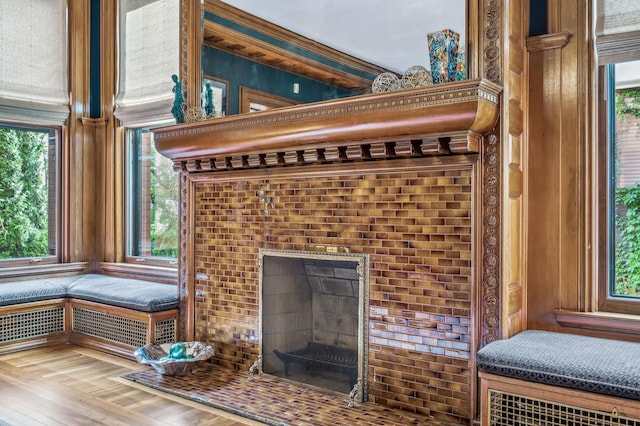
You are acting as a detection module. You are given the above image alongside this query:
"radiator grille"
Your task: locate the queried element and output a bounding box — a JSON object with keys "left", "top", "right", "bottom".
{"left": 72, "top": 307, "right": 147, "bottom": 347}
{"left": 155, "top": 318, "right": 177, "bottom": 344}
{"left": 489, "top": 390, "right": 640, "bottom": 426}
{"left": 0, "top": 307, "right": 65, "bottom": 342}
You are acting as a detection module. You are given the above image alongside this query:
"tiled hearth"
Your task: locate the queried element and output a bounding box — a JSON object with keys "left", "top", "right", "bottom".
{"left": 155, "top": 79, "right": 502, "bottom": 424}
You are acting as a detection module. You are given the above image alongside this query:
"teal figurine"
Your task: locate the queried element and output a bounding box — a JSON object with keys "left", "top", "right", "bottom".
{"left": 168, "top": 342, "right": 189, "bottom": 359}
{"left": 171, "top": 74, "right": 185, "bottom": 123}
{"left": 204, "top": 81, "right": 215, "bottom": 118}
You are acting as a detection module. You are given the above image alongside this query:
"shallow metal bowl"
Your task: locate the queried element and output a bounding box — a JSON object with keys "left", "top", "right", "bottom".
{"left": 133, "top": 342, "right": 214, "bottom": 376}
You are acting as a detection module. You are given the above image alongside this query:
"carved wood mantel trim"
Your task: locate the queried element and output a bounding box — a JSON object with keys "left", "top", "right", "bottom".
{"left": 155, "top": 79, "right": 501, "bottom": 164}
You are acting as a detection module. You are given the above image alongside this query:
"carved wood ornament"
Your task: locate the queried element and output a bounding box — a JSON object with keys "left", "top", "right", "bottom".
{"left": 480, "top": 0, "right": 503, "bottom": 347}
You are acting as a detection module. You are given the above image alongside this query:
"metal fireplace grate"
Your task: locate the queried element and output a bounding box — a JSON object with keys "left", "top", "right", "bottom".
{"left": 489, "top": 390, "right": 640, "bottom": 425}
{"left": 72, "top": 307, "right": 147, "bottom": 347}
{"left": 155, "top": 318, "right": 177, "bottom": 344}
{"left": 273, "top": 342, "right": 358, "bottom": 386}
{"left": 0, "top": 307, "right": 65, "bottom": 342}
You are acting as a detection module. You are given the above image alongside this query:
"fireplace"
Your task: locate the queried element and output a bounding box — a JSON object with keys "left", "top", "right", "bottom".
{"left": 259, "top": 248, "right": 369, "bottom": 400}
{"left": 155, "top": 79, "right": 502, "bottom": 424}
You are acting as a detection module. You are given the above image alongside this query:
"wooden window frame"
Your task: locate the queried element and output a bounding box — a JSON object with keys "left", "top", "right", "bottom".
{"left": 597, "top": 64, "right": 640, "bottom": 315}
{"left": 239, "top": 87, "right": 298, "bottom": 114}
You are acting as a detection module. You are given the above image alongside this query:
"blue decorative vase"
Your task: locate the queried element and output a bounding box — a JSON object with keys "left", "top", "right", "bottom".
{"left": 427, "top": 29, "right": 461, "bottom": 84}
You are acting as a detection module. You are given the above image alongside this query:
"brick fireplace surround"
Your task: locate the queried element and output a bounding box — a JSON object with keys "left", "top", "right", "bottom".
{"left": 155, "top": 79, "right": 502, "bottom": 424}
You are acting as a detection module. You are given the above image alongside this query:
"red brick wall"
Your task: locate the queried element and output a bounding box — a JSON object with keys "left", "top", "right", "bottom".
{"left": 193, "top": 166, "right": 473, "bottom": 423}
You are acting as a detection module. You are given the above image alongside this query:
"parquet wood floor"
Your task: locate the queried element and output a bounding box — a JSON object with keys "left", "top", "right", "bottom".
{"left": 0, "top": 345, "right": 261, "bottom": 426}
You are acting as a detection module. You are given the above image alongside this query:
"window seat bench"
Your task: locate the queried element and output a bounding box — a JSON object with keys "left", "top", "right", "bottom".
{"left": 477, "top": 330, "right": 640, "bottom": 425}
{"left": 0, "top": 274, "right": 179, "bottom": 359}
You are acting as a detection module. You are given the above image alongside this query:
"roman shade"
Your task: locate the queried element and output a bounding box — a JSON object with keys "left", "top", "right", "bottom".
{"left": 0, "top": 0, "right": 69, "bottom": 124}
{"left": 115, "top": 0, "right": 180, "bottom": 125}
{"left": 596, "top": 0, "right": 640, "bottom": 64}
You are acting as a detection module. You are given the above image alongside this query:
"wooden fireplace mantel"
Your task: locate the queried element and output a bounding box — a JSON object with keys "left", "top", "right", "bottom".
{"left": 154, "top": 78, "right": 502, "bottom": 168}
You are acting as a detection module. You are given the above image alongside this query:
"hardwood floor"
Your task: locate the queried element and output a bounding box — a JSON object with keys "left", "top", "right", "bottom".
{"left": 0, "top": 345, "right": 263, "bottom": 426}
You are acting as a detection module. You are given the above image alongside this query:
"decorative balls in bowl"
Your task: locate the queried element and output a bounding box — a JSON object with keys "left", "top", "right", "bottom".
{"left": 133, "top": 342, "right": 214, "bottom": 376}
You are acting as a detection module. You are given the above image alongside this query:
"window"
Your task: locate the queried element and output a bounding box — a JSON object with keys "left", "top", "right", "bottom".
{"left": 0, "top": 1, "right": 67, "bottom": 268}
{"left": 126, "top": 129, "right": 179, "bottom": 266}
{"left": 117, "top": 0, "right": 180, "bottom": 268}
{"left": 595, "top": 1, "right": 640, "bottom": 313}
{"left": 600, "top": 61, "right": 640, "bottom": 308}
{"left": 116, "top": 0, "right": 179, "bottom": 119}
{"left": 0, "top": 124, "right": 58, "bottom": 264}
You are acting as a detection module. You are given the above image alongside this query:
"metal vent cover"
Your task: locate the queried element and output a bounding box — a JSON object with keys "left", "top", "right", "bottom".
{"left": 0, "top": 307, "right": 65, "bottom": 342}
{"left": 489, "top": 390, "right": 640, "bottom": 426}
{"left": 155, "top": 318, "right": 177, "bottom": 344}
{"left": 72, "top": 307, "right": 147, "bottom": 347}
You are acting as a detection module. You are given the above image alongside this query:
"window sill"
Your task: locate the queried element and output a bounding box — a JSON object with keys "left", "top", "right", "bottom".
{"left": 555, "top": 310, "right": 640, "bottom": 335}
{"left": 0, "top": 262, "right": 89, "bottom": 281}
{"left": 99, "top": 262, "right": 178, "bottom": 285}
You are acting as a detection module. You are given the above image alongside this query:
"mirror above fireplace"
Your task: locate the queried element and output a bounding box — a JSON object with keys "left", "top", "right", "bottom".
{"left": 202, "top": 0, "right": 469, "bottom": 114}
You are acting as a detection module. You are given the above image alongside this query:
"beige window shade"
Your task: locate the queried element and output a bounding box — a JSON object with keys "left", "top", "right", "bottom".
{"left": 0, "top": 0, "right": 69, "bottom": 124}
{"left": 596, "top": 0, "right": 640, "bottom": 64}
{"left": 116, "top": 0, "right": 179, "bottom": 125}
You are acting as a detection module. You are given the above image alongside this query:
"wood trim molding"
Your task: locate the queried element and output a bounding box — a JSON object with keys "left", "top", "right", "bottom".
{"left": 0, "top": 262, "right": 89, "bottom": 281}
{"left": 98, "top": 262, "right": 178, "bottom": 285}
{"left": 239, "top": 86, "right": 298, "bottom": 114}
{"left": 80, "top": 117, "right": 109, "bottom": 127}
{"left": 526, "top": 31, "right": 571, "bottom": 53}
{"left": 481, "top": 0, "right": 502, "bottom": 84}
{"left": 154, "top": 79, "right": 502, "bottom": 163}
{"left": 480, "top": 131, "right": 501, "bottom": 346}
{"left": 555, "top": 310, "right": 640, "bottom": 336}
{"left": 180, "top": 0, "right": 202, "bottom": 109}
{"left": 66, "top": 0, "right": 92, "bottom": 264}
{"left": 178, "top": 171, "right": 191, "bottom": 341}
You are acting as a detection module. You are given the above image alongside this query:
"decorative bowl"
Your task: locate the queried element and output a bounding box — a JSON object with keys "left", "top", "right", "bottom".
{"left": 133, "top": 342, "right": 214, "bottom": 376}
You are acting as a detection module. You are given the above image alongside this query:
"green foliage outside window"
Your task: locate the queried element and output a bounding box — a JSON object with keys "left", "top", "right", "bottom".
{"left": 616, "top": 88, "right": 640, "bottom": 117}
{"left": 149, "top": 145, "right": 178, "bottom": 258}
{"left": 0, "top": 128, "right": 49, "bottom": 259}
{"left": 615, "top": 183, "right": 640, "bottom": 295}
{"left": 614, "top": 88, "right": 640, "bottom": 296}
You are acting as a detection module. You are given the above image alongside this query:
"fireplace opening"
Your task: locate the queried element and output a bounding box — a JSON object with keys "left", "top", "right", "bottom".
{"left": 259, "top": 249, "right": 369, "bottom": 401}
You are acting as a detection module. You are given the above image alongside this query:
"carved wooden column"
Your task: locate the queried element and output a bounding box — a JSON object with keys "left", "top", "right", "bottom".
{"left": 180, "top": 0, "right": 202, "bottom": 109}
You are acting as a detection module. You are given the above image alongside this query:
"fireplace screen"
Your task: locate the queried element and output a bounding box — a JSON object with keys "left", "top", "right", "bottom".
{"left": 259, "top": 248, "right": 369, "bottom": 402}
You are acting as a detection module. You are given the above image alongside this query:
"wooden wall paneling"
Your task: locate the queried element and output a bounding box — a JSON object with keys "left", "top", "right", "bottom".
{"left": 526, "top": 41, "right": 563, "bottom": 331}
{"left": 98, "top": 2, "right": 120, "bottom": 264}
{"left": 526, "top": 0, "right": 588, "bottom": 331}
{"left": 557, "top": 0, "right": 584, "bottom": 312}
{"left": 175, "top": 0, "right": 202, "bottom": 341}
{"left": 67, "top": 0, "right": 94, "bottom": 265}
{"left": 78, "top": 2, "right": 119, "bottom": 268}
{"left": 82, "top": 117, "right": 108, "bottom": 264}
{"left": 467, "top": 0, "right": 480, "bottom": 80}
{"left": 474, "top": 0, "right": 504, "bottom": 352}
{"left": 501, "top": 0, "right": 527, "bottom": 339}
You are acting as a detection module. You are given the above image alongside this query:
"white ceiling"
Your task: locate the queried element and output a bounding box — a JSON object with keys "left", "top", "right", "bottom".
{"left": 220, "top": 0, "right": 466, "bottom": 74}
